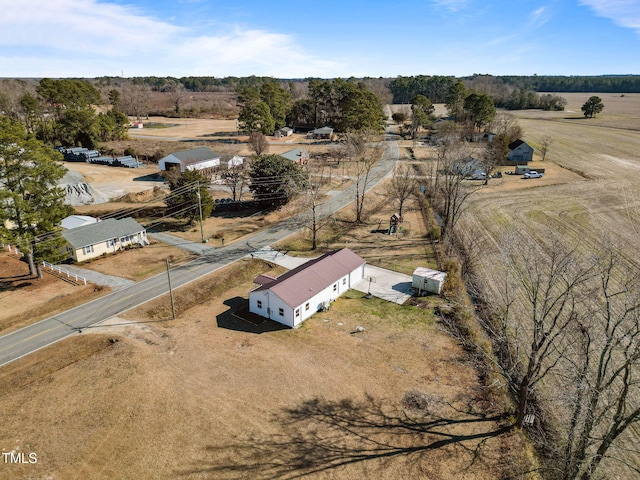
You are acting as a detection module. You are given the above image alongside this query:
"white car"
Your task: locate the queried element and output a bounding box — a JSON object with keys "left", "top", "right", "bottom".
{"left": 523, "top": 171, "right": 543, "bottom": 179}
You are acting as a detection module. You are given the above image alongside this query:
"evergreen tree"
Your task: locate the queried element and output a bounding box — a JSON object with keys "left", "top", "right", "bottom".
{"left": 165, "top": 169, "right": 214, "bottom": 224}
{"left": 0, "top": 117, "right": 71, "bottom": 276}
{"left": 249, "top": 154, "right": 304, "bottom": 207}
{"left": 581, "top": 96, "right": 604, "bottom": 118}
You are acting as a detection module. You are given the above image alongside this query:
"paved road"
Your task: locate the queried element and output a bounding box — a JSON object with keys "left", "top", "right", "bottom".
{"left": 0, "top": 140, "right": 399, "bottom": 367}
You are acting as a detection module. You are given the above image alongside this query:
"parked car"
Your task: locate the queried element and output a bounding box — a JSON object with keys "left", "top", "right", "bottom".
{"left": 523, "top": 171, "right": 543, "bottom": 179}
{"left": 469, "top": 172, "right": 489, "bottom": 180}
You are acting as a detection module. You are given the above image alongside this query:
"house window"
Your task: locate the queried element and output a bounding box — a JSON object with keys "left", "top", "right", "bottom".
{"left": 82, "top": 245, "right": 94, "bottom": 255}
{"left": 305, "top": 303, "right": 310, "bottom": 311}
{"left": 279, "top": 308, "right": 284, "bottom": 316}
{"left": 257, "top": 300, "right": 262, "bottom": 309}
{"left": 342, "top": 278, "right": 346, "bottom": 285}
{"left": 120, "top": 234, "right": 135, "bottom": 244}
{"left": 295, "top": 309, "right": 300, "bottom": 317}
{"left": 333, "top": 284, "right": 337, "bottom": 292}
{"left": 107, "top": 238, "right": 116, "bottom": 248}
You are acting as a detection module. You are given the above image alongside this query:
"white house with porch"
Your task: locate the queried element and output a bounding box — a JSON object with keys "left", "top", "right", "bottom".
{"left": 249, "top": 248, "right": 366, "bottom": 327}
{"left": 62, "top": 217, "right": 148, "bottom": 262}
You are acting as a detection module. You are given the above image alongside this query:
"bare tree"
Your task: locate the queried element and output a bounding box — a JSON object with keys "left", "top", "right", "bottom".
{"left": 221, "top": 161, "right": 249, "bottom": 202}
{"left": 388, "top": 163, "right": 416, "bottom": 220}
{"left": 249, "top": 131, "right": 270, "bottom": 156}
{"left": 540, "top": 136, "right": 554, "bottom": 162}
{"left": 490, "top": 234, "right": 596, "bottom": 429}
{"left": 298, "top": 160, "right": 333, "bottom": 250}
{"left": 559, "top": 246, "right": 640, "bottom": 480}
{"left": 433, "top": 141, "right": 481, "bottom": 239}
{"left": 121, "top": 84, "right": 151, "bottom": 121}
{"left": 344, "top": 131, "right": 381, "bottom": 223}
{"left": 166, "top": 80, "right": 187, "bottom": 114}
{"left": 486, "top": 113, "right": 522, "bottom": 165}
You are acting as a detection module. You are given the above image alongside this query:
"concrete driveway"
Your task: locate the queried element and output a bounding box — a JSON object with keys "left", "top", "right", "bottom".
{"left": 353, "top": 265, "right": 414, "bottom": 305}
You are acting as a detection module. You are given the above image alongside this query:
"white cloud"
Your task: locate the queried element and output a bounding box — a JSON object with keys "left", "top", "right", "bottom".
{"left": 0, "top": 0, "right": 342, "bottom": 77}
{"left": 431, "top": 0, "right": 469, "bottom": 12}
{"left": 530, "top": 6, "right": 551, "bottom": 27}
{"left": 580, "top": 0, "right": 640, "bottom": 34}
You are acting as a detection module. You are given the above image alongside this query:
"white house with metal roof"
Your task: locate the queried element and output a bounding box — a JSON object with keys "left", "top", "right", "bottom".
{"left": 158, "top": 147, "right": 221, "bottom": 172}
{"left": 249, "top": 248, "right": 365, "bottom": 327}
{"left": 62, "top": 218, "right": 148, "bottom": 262}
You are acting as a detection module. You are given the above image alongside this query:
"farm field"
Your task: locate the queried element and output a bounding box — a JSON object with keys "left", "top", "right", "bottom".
{"left": 458, "top": 93, "right": 640, "bottom": 477}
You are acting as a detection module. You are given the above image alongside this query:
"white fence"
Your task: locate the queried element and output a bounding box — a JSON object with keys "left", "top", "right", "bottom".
{"left": 41, "top": 261, "right": 87, "bottom": 285}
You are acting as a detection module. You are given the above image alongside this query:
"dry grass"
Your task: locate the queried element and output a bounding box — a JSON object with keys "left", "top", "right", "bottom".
{"left": 456, "top": 94, "right": 640, "bottom": 478}
{"left": 74, "top": 240, "right": 198, "bottom": 281}
{"left": 0, "top": 253, "right": 110, "bottom": 335}
{"left": 0, "top": 257, "right": 527, "bottom": 480}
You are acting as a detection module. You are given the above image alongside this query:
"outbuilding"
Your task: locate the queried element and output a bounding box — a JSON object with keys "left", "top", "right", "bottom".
{"left": 412, "top": 267, "right": 447, "bottom": 295}
{"left": 507, "top": 139, "right": 534, "bottom": 163}
{"left": 158, "top": 147, "right": 221, "bottom": 172}
{"left": 249, "top": 248, "right": 366, "bottom": 327}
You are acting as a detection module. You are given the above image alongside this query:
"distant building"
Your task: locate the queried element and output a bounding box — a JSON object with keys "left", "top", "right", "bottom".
{"left": 274, "top": 127, "right": 293, "bottom": 137}
{"left": 158, "top": 147, "right": 221, "bottom": 172}
{"left": 220, "top": 154, "right": 245, "bottom": 169}
{"left": 279, "top": 148, "right": 309, "bottom": 165}
{"left": 62, "top": 218, "right": 148, "bottom": 262}
{"left": 307, "top": 126, "right": 334, "bottom": 140}
{"left": 249, "top": 248, "right": 366, "bottom": 327}
{"left": 507, "top": 139, "right": 534, "bottom": 163}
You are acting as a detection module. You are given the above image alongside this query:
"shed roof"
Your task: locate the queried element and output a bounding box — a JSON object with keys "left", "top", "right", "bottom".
{"left": 169, "top": 147, "right": 221, "bottom": 166}
{"left": 254, "top": 248, "right": 365, "bottom": 308}
{"left": 63, "top": 218, "right": 145, "bottom": 249}
{"left": 312, "top": 126, "right": 334, "bottom": 134}
{"left": 413, "top": 267, "right": 447, "bottom": 282}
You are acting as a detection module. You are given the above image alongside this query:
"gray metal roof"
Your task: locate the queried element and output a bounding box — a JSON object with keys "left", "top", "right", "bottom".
{"left": 312, "top": 126, "right": 334, "bottom": 134}
{"left": 255, "top": 248, "right": 365, "bottom": 308}
{"left": 169, "top": 147, "right": 221, "bottom": 165}
{"left": 62, "top": 218, "right": 145, "bottom": 249}
{"left": 279, "top": 148, "right": 308, "bottom": 162}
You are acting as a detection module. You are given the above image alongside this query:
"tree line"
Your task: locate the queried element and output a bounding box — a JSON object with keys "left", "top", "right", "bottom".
{"left": 0, "top": 78, "right": 129, "bottom": 149}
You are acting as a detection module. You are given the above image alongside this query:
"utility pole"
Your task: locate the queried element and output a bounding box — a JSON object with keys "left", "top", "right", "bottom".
{"left": 166, "top": 259, "right": 176, "bottom": 320}
{"left": 196, "top": 182, "right": 205, "bottom": 243}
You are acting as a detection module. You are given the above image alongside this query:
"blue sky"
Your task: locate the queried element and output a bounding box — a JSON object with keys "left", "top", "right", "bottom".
{"left": 0, "top": 0, "right": 638, "bottom": 78}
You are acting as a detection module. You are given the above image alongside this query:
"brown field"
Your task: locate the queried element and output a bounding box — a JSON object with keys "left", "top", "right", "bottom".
{"left": 0, "top": 254, "right": 110, "bottom": 335}
{"left": 456, "top": 94, "right": 640, "bottom": 477}
{"left": 0, "top": 220, "right": 528, "bottom": 480}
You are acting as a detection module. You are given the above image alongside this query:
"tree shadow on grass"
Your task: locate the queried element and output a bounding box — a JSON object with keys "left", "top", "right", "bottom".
{"left": 179, "top": 393, "right": 511, "bottom": 479}
{"left": 0, "top": 274, "right": 34, "bottom": 292}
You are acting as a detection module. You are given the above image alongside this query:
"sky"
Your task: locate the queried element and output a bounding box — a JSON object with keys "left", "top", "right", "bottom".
{"left": 0, "top": 0, "right": 638, "bottom": 78}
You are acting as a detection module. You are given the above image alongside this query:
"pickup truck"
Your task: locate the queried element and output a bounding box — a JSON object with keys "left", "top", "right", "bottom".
{"left": 523, "top": 171, "right": 543, "bottom": 179}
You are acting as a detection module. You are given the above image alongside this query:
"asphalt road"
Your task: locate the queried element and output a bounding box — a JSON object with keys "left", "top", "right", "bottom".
{"left": 0, "top": 140, "right": 399, "bottom": 367}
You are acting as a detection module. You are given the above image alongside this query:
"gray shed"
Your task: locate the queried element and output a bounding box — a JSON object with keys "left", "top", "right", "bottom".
{"left": 412, "top": 267, "right": 447, "bottom": 295}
